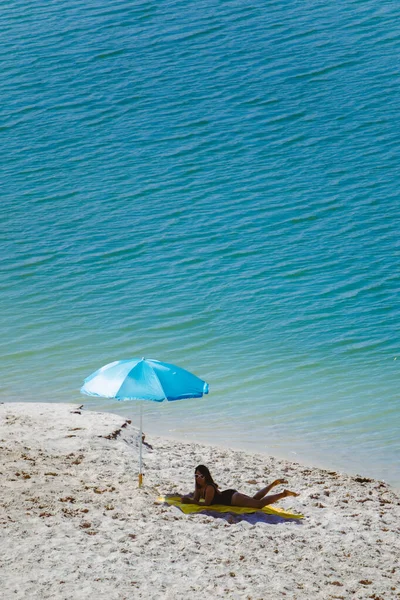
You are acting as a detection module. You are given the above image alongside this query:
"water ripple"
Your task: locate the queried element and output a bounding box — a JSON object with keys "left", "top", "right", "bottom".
{"left": 1, "top": 0, "right": 400, "bottom": 487}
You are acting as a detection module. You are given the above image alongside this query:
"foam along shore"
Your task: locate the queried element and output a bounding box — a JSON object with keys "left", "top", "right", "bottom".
{"left": 1, "top": 403, "right": 399, "bottom": 600}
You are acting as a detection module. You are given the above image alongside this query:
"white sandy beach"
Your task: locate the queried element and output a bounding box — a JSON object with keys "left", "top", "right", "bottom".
{"left": 0, "top": 402, "right": 399, "bottom": 599}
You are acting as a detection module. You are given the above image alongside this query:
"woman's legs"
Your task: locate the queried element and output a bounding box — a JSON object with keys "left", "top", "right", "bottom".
{"left": 231, "top": 489, "right": 298, "bottom": 509}
{"left": 252, "top": 479, "right": 288, "bottom": 500}
{"left": 260, "top": 489, "right": 298, "bottom": 507}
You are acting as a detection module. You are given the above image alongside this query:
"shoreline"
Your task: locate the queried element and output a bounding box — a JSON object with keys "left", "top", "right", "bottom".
{"left": 137, "top": 426, "right": 400, "bottom": 494}
{"left": 82, "top": 400, "right": 400, "bottom": 492}
{"left": 1, "top": 402, "right": 400, "bottom": 599}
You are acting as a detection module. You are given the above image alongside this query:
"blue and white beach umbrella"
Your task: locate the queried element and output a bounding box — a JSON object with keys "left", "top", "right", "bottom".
{"left": 81, "top": 357, "right": 209, "bottom": 485}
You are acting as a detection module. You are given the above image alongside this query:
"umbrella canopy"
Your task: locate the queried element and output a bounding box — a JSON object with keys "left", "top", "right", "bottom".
{"left": 81, "top": 357, "right": 209, "bottom": 401}
{"left": 80, "top": 357, "right": 209, "bottom": 486}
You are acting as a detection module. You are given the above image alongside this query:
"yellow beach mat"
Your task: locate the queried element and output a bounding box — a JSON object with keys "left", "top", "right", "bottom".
{"left": 158, "top": 496, "right": 303, "bottom": 520}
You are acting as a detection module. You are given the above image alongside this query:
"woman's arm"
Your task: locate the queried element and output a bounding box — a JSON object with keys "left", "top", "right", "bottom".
{"left": 203, "top": 485, "right": 215, "bottom": 506}
{"left": 181, "top": 488, "right": 201, "bottom": 504}
{"left": 181, "top": 486, "right": 216, "bottom": 505}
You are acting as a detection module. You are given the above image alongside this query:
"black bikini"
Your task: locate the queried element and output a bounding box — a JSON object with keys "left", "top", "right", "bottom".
{"left": 210, "top": 487, "right": 237, "bottom": 506}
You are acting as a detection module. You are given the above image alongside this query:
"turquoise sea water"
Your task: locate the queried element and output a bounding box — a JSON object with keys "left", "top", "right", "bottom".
{"left": 1, "top": 0, "right": 400, "bottom": 487}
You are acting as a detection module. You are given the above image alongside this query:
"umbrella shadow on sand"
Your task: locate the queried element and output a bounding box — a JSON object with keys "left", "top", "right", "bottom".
{"left": 193, "top": 510, "right": 304, "bottom": 525}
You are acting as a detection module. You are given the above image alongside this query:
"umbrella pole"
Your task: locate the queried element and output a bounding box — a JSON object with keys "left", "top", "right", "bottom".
{"left": 138, "top": 402, "right": 143, "bottom": 487}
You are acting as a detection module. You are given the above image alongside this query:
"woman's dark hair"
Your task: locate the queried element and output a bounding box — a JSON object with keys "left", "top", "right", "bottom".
{"left": 194, "top": 465, "right": 219, "bottom": 490}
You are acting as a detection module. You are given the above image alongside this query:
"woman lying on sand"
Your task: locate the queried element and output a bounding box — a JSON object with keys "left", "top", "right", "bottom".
{"left": 181, "top": 464, "right": 299, "bottom": 508}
